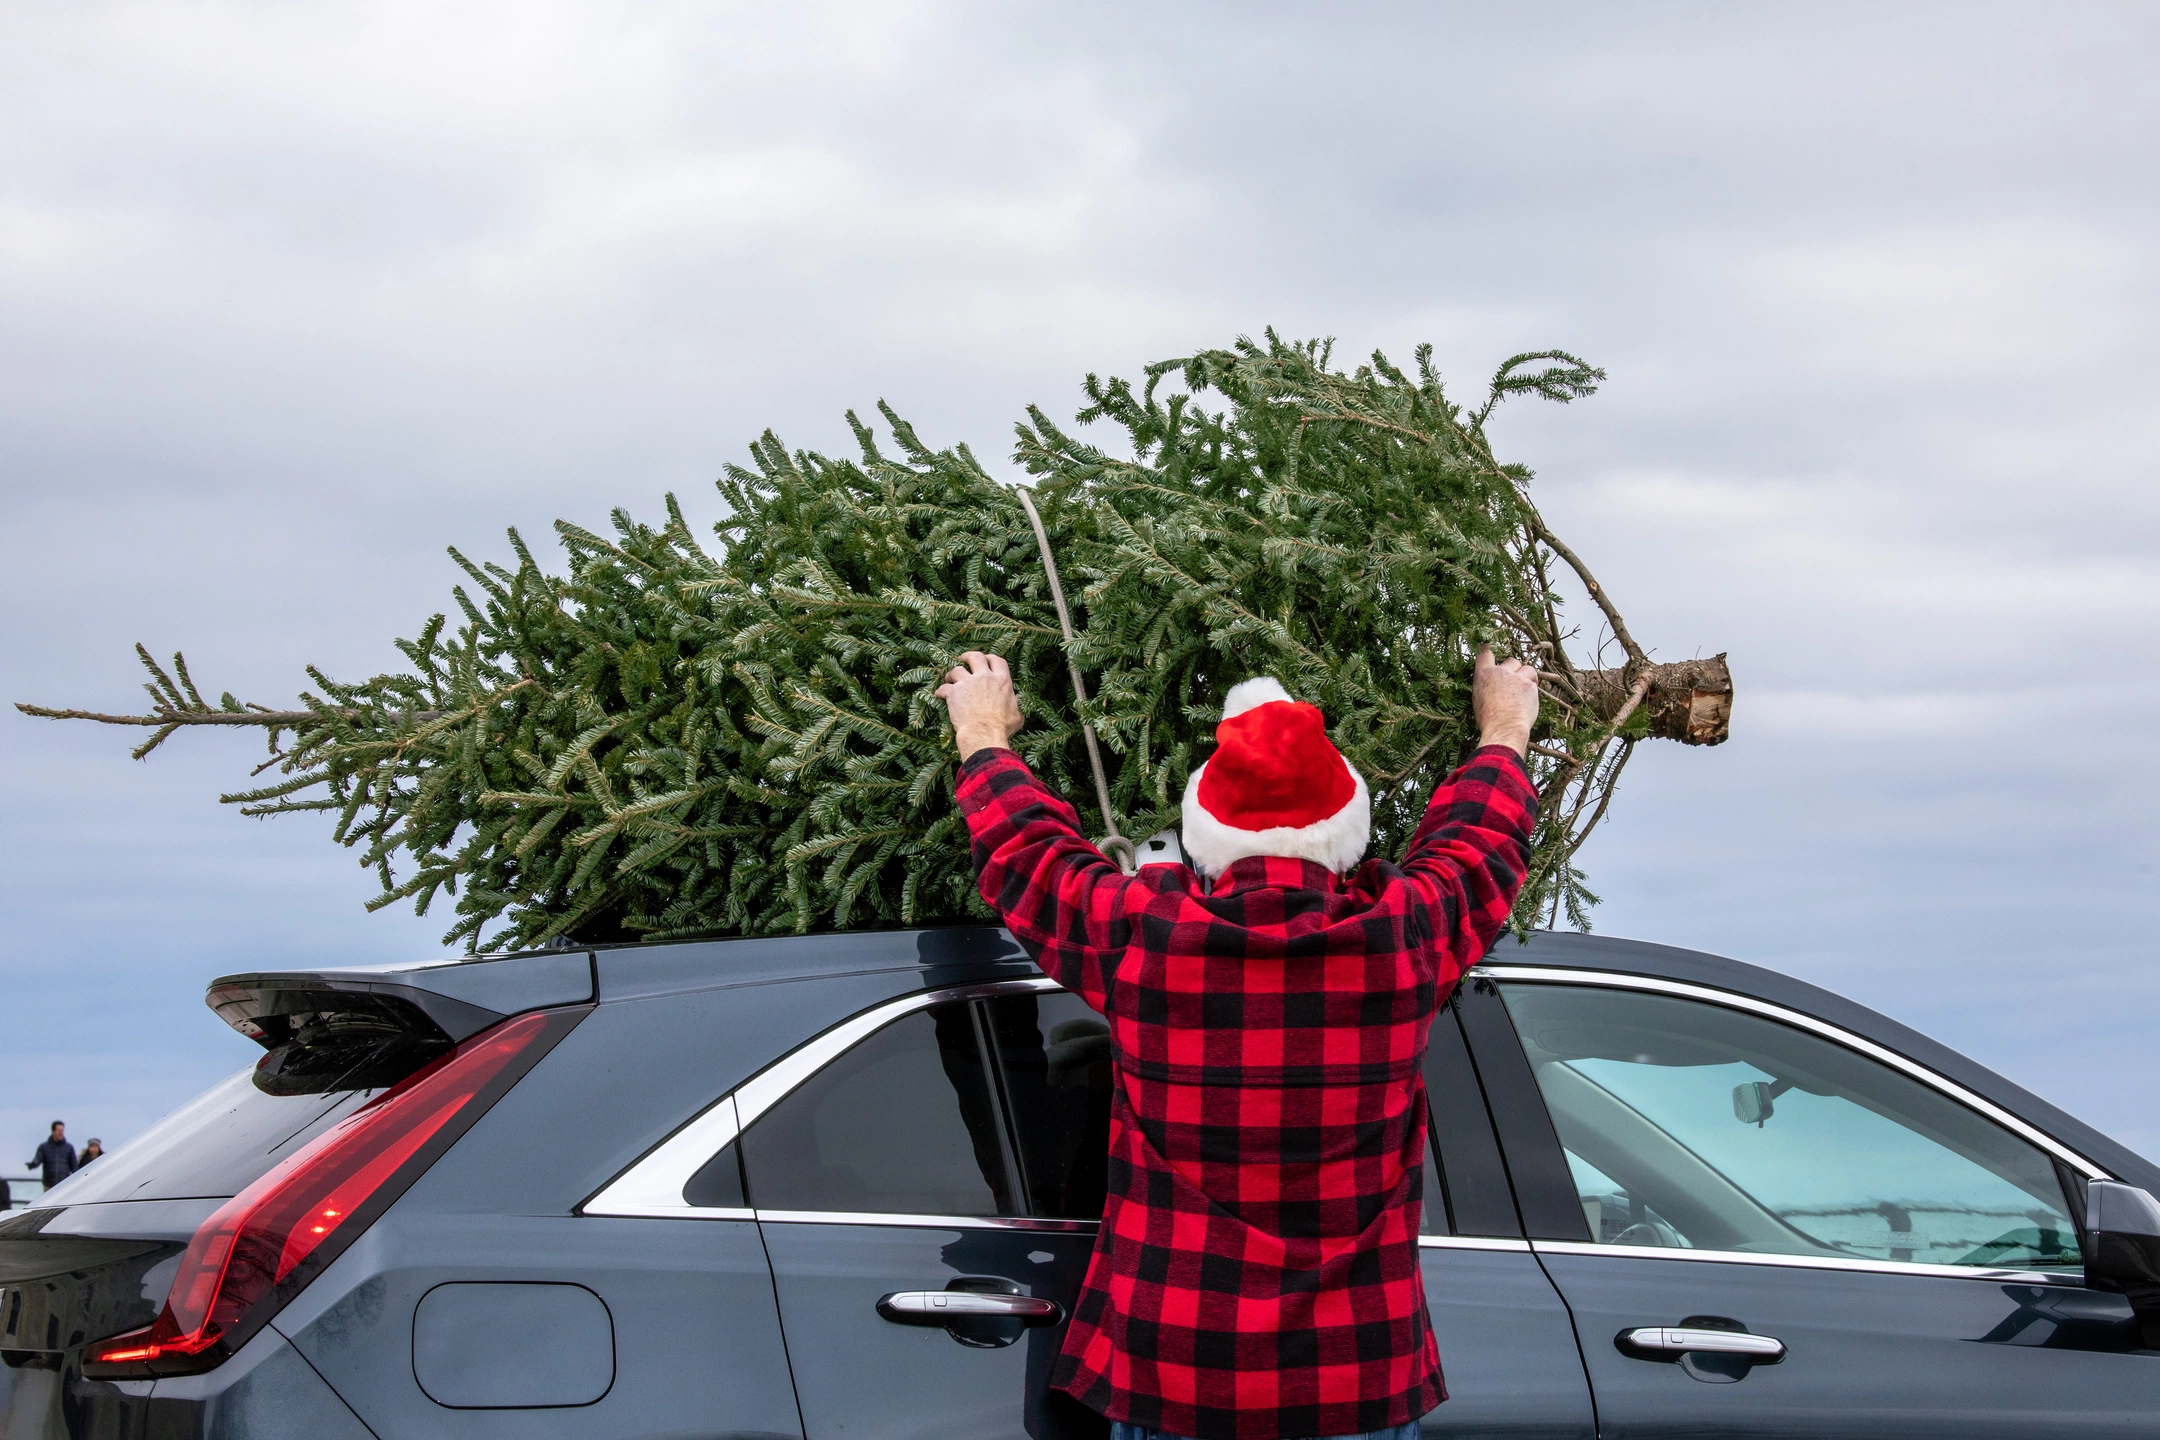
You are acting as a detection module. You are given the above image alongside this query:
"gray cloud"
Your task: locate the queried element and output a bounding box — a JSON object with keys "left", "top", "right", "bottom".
{"left": 6, "top": 1, "right": 2157, "bottom": 1159}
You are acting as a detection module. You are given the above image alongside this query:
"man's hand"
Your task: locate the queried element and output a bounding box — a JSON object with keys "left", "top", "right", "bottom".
{"left": 937, "top": 651, "right": 1025, "bottom": 761}
{"left": 1473, "top": 645, "right": 1539, "bottom": 757}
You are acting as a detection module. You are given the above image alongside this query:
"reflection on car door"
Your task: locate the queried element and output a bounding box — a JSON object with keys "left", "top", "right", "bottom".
{"left": 745, "top": 983, "right": 1106, "bottom": 1440}
{"left": 1458, "top": 972, "right": 2157, "bottom": 1439}
{"left": 1415, "top": 998, "right": 1596, "bottom": 1437}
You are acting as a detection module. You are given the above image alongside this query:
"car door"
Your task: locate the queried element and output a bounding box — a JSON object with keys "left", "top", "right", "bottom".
{"left": 976, "top": 982, "right": 1595, "bottom": 1438}
{"left": 1415, "top": 996, "right": 1596, "bottom": 1437}
{"left": 984, "top": 983, "right": 1597, "bottom": 1438}
{"left": 742, "top": 977, "right": 1105, "bottom": 1440}
{"left": 1454, "top": 969, "right": 2158, "bottom": 1439}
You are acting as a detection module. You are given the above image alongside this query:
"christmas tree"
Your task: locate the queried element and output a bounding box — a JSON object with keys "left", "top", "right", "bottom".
{"left": 21, "top": 333, "right": 1730, "bottom": 952}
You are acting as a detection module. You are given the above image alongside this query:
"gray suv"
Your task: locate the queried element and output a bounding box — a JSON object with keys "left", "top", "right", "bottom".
{"left": 3, "top": 928, "right": 2158, "bottom": 1438}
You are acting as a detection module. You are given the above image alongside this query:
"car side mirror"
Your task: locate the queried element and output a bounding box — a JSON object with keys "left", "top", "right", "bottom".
{"left": 2085, "top": 1180, "right": 2160, "bottom": 1349}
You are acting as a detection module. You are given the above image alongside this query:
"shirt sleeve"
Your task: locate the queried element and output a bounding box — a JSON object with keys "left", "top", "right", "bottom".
{"left": 1397, "top": 744, "right": 1540, "bottom": 975}
{"left": 954, "top": 748, "right": 1139, "bottom": 1013}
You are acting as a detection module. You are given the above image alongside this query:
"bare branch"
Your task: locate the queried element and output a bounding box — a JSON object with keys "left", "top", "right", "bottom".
{"left": 15, "top": 704, "right": 399, "bottom": 728}
{"left": 1525, "top": 513, "right": 1647, "bottom": 668}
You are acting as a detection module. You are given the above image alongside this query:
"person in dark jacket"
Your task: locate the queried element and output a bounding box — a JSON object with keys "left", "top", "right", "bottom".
{"left": 939, "top": 647, "right": 1541, "bottom": 1440}
{"left": 77, "top": 1139, "right": 104, "bottom": 1167}
{"left": 28, "top": 1121, "right": 76, "bottom": 1190}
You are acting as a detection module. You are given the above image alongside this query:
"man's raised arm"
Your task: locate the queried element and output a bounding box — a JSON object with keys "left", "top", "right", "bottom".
{"left": 1396, "top": 646, "right": 1543, "bottom": 964}
{"left": 939, "top": 652, "right": 1136, "bottom": 1009}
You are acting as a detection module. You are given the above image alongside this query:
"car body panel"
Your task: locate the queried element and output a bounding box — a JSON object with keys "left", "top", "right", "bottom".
{"left": 1538, "top": 1248, "right": 2156, "bottom": 1438}
{"left": 590, "top": 927, "right": 1035, "bottom": 1005}
{"left": 1414, "top": 1243, "right": 1594, "bottom": 1437}
{"left": 759, "top": 1218, "right": 1098, "bottom": 1440}
{"left": 276, "top": 1216, "right": 800, "bottom": 1439}
{"left": 9, "top": 925, "right": 2156, "bottom": 1439}
{"left": 1459, "top": 935, "right": 2160, "bottom": 1437}
{"left": 145, "top": 1325, "right": 375, "bottom": 1440}
{"left": 391, "top": 971, "right": 917, "bottom": 1217}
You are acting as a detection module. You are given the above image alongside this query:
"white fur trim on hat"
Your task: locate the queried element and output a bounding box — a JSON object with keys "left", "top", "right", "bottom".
{"left": 1180, "top": 758, "right": 1370, "bottom": 878}
{"left": 1220, "top": 676, "right": 1293, "bottom": 719}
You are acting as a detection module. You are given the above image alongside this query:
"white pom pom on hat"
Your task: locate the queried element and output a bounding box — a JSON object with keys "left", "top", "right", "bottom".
{"left": 1180, "top": 677, "right": 1370, "bottom": 876}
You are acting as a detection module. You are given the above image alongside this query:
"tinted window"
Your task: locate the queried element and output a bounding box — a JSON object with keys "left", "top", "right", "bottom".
{"left": 1422, "top": 1003, "right": 1521, "bottom": 1238}
{"left": 740, "top": 1004, "right": 1013, "bottom": 1216}
{"left": 41, "top": 1068, "right": 373, "bottom": 1206}
{"left": 1501, "top": 983, "right": 2081, "bottom": 1269}
{"left": 983, "top": 992, "right": 1112, "bottom": 1219}
{"left": 1418, "top": 1103, "right": 1447, "bottom": 1236}
{"left": 684, "top": 1141, "right": 747, "bottom": 1209}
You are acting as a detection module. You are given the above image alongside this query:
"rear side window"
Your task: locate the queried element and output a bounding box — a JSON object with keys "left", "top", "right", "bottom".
{"left": 41, "top": 1069, "right": 373, "bottom": 1206}
{"left": 740, "top": 1004, "right": 1014, "bottom": 1216}
{"left": 982, "top": 991, "right": 1112, "bottom": 1220}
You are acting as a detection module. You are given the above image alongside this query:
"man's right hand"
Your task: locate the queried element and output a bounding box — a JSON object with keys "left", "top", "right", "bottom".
{"left": 1473, "top": 645, "right": 1540, "bottom": 757}
{"left": 937, "top": 651, "right": 1026, "bottom": 761}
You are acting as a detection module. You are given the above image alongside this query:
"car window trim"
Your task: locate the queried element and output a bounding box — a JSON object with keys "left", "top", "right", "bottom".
{"left": 1417, "top": 1234, "right": 1532, "bottom": 1253}
{"left": 1484, "top": 965, "right": 2108, "bottom": 1181}
{"left": 1530, "top": 1238, "right": 2084, "bottom": 1288}
{"left": 581, "top": 977, "right": 1061, "bottom": 1221}
{"left": 754, "top": 1210, "right": 1100, "bottom": 1232}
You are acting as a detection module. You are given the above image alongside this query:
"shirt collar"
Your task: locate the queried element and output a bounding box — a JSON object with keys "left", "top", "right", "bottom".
{"left": 1206, "top": 855, "right": 1343, "bottom": 897}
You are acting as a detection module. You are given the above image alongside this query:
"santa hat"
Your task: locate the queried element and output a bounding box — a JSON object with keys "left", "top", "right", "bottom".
{"left": 1180, "top": 678, "right": 1370, "bottom": 877}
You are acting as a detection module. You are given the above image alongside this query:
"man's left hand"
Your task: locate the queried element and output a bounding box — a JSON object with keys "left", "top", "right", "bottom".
{"left": 938, "top": 651, "right": 1025, "bottom": 760}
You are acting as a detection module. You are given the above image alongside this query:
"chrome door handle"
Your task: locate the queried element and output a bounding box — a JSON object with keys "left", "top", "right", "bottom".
{"left": 878, "top": 1291, "right": 1062, "bottom": 1325}
{"left": 1619, "top": 1326, "right": 1785, "bottom": 1360}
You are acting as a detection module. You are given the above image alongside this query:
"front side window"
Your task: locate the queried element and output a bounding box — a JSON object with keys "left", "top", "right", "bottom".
{"left": 1500, "top": 983, "right": 2082, "bottom": 1271}
{"left": 739, "top": 1003, "right": 1013, "bottom": 1216}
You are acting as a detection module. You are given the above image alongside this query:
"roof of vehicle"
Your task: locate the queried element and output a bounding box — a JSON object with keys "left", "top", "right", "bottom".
{"left": 211, "top": 924, "right": 2159, "bottom": 1193}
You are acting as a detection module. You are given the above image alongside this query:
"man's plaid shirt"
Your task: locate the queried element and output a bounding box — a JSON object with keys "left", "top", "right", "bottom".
{"left": 955, "top": 743, "right": 1538, "bottom": 1440}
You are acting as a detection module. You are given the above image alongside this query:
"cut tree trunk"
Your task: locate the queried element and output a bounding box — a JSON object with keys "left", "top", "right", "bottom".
{"left": 1576, "top": 655, "right": 1732, "bottom": 745}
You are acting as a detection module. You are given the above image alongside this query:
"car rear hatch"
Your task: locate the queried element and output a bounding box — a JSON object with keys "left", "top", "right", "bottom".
{"left": 0, "top": 951, "right": 592, "bottom": 1415}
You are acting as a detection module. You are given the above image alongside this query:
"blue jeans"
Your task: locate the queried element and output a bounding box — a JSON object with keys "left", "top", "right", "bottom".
{"left": 1110, "top": 1424, "right": 1422, "bottom": 1440}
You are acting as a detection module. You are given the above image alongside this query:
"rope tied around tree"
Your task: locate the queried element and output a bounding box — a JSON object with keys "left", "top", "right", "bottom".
{"left": 1013, "top": 484, "right": 1138, "bottom": 875}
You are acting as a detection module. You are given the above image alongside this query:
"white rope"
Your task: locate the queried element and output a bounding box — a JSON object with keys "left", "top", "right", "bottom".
{"left": 1013, "top": 487, "right": 1137, "bottom": 875}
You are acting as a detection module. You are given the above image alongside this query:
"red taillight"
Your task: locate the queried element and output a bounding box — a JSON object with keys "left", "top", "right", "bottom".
{"left": 85, "top": 1005, "right": 582, "bottom": 1377}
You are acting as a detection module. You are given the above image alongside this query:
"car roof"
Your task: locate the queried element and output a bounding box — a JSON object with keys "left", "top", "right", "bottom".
{"left": 216, "top": 923, "right": 2158, "bottom": 1193}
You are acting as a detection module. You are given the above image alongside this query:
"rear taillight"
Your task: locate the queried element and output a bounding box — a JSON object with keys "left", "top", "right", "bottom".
{"left": 85, "top": 1005, "right": 584, "bottom": 1377}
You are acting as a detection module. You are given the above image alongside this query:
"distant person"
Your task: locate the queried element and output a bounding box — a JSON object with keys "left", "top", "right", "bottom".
{"left": 28, "top": 1121, "right": 75, "bottom": 1191}
{"left": 77, "top": 1139, "right": 105, "bottom": 1167}
{"left": 0, "top": 1171, "right": 10, "bottom": 1212}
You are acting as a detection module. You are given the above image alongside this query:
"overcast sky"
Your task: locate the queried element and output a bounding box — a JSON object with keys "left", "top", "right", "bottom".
{"left": 6, "top": 2, "right": 2157, "bottom": 1176}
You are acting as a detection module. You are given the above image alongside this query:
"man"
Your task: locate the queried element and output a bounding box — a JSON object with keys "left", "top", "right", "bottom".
{"left": 939, "top": 647, "right": 1541, "bottom": 1440}
{"left": 28, "top": 1120, "right": 75, "bottom": 1192}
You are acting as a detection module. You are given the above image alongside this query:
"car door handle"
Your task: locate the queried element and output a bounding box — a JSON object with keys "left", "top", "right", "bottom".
{"left": 1619, "top": 1326, "right": 1785, "bottom": 1360}
{"left": 878, "top": 1291, "right": 1063, "bottom": 1325}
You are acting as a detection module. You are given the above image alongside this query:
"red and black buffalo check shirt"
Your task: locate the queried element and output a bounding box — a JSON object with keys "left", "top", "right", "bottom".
{"left": 954, "top": 744, "right": 1538, "bottom": 1440}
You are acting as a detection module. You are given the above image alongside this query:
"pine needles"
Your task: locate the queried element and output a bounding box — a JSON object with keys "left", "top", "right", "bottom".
{"left": 21, "top": 331, "right": 1731, "bottom": 952}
